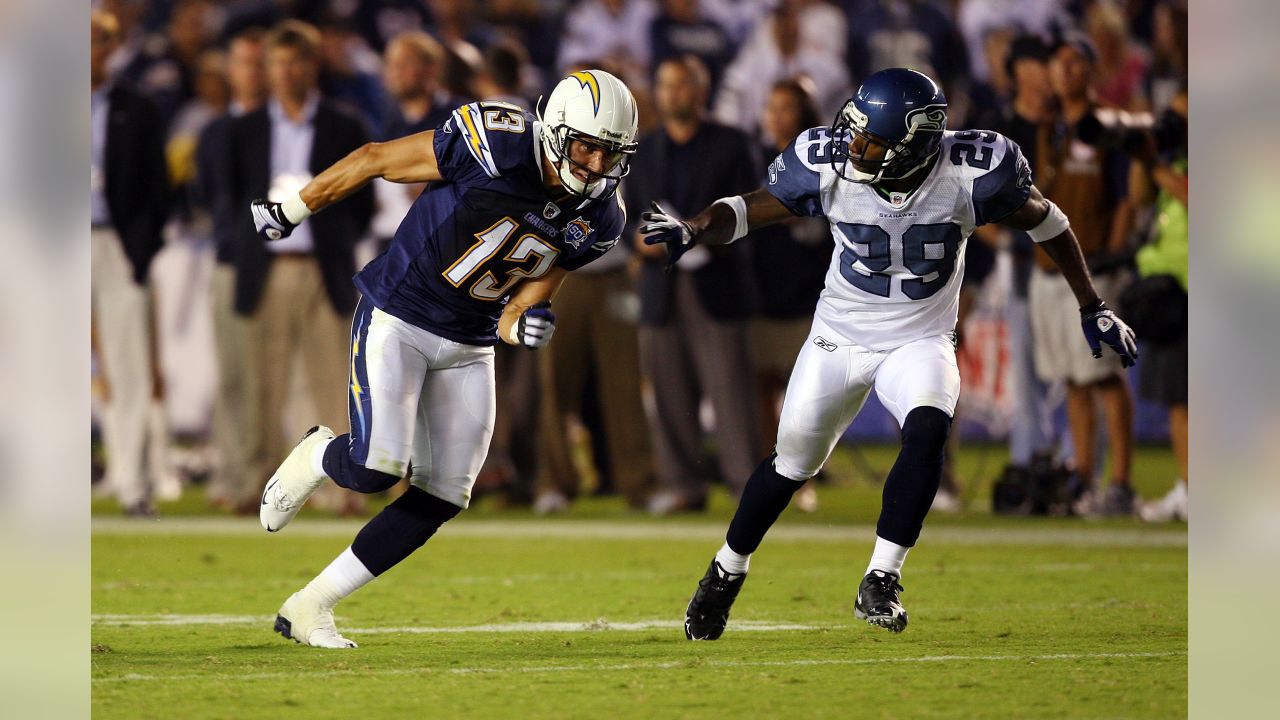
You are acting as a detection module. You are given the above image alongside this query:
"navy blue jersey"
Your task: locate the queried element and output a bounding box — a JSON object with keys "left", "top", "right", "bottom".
{"left": 354, "top": 101, "right": 626, "bottom": 345}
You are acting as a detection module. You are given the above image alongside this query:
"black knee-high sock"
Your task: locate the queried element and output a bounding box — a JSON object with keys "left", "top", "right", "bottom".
{"left": 877, "top": 406, "right": 952, "bottom": 547}
{"left": 350, "top": 486, "right": 461, "bottom": 576}
{"left": 725, "top": 455, "right": 806, "bottom": 556}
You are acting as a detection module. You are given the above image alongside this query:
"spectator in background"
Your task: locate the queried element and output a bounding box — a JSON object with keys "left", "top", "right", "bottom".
{"left": 749, "top": 78, "right": 828, "bottom": 513}
{"left": 197, "top": 28, "right": 268, "bottom": 513}
{"left": 699, "top": 0, "right": 773, "bottom": 46}
{"left": 626, "top": 56, "right": 762, "bottom": 514}
{"left": 473, "top": 38, "right": 535, "bottom": 108}
{"left": 843, "top": 0, "right": 969, "bottom": 88}
{"left": 714, "top": 0, "right": 850, "bottom": 140}
{"left": 379, "top": 31, "right": 459, "bottom": 141}
{"left": 92, "top": 9, "right": 173, "bottom": 516}
{"left": 1085, "top": 0, "right": 1151, "bottom": 111}
{"left": 105, "top": 0, "right": 218, "bottom": 129}
{"left": 371, "top": 31, "right": 459, "bottom": 258}
{"left": 345, "top": 0, "right": 433, "bottom": 53}
{"left": 956, "top": 0, "right": 1066, "bottom": 86}
{"left": 1030, "top": 35, "right": 1137, "bottom": 517}
{"left": 227, "top": 20, "right": 374, "bottom": 515}
{"left": 558, "top": 0, "right": 657, "bottom": 87}
{"left": 484, "top": 0, "right": 561, "bottom": 79}
{"left": 440, "top": 40, "right": 485, "bottom": 100}
{"left": 147, "top": 47, "right": 232, "bottom": 503}
{"left": 1129, "top": 87, "right": 1188, "bottom": 522}
{"left": 649, "top": 0, "right": 735, "bottom": 95}
{"left": 978, "top": 34, "right": 1063, "bottom": 489}
{"left": 318, "top": 16, "right": 389, "bottom": 136}
{"left": 470, "top": 39, "right": 544, "bottom": 508}
{"left": 1146, "top": 1, "right": 1187, "bottom": 113}
{"left": 427, "top": 0, "right": 500, "bottom": 51}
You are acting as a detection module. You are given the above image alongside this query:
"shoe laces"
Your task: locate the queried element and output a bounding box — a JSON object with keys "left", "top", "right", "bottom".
{"left": 696, "top": 563, "right": 744, "bottom": 602}
{"left": 867, "top": 571, "right": 904, "bottom": 598}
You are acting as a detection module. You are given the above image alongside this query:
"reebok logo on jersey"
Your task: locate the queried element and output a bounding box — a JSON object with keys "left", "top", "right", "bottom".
{"left": 814, "top": 336, "right": 837, "bottom": 352}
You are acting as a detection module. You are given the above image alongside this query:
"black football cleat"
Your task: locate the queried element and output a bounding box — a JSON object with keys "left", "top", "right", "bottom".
{"left": 684, "top": 559, "right": 747, "bottom": 640}
{"left": 854, "top": 569, "right": 909, "bottom": 633}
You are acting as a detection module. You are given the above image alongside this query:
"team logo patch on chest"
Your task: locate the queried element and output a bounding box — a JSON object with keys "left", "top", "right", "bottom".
{"left": 563, "top": 217, "right": 593, "bottom": 249}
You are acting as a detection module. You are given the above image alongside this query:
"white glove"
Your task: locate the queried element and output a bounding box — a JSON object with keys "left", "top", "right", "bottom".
{"left": 513, "top": 302, "right": 556, "bottom": 349}
{"left": 251, "top": 199, "right": 296, "bottom": 241}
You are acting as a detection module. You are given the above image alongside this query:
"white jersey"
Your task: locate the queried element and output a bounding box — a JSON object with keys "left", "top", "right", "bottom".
{"left": 765, "top": 128, "right": 1032, "bottom": 350}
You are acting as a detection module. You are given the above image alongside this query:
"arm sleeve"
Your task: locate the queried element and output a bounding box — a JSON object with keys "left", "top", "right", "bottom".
{"left": 763, "top": 129, "right": 826, "bottom": 217}
{"left": 972, "top": 134, "right": 1034, "bottom": 226}
{"left": 558, "top": 193, "right": 627, "bottom": 271}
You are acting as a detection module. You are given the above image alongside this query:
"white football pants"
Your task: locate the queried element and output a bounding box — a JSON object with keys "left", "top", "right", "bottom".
{"left": 773, "top": 316, "right": 961, "bottom": 482}
{"left": 349, "top": 299, "right": 496, "bottom": 508}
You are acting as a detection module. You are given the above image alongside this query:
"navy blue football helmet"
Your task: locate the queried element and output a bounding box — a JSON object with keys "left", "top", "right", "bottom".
{"left": 830, "top": 68, "right": 948, "bottom": 184}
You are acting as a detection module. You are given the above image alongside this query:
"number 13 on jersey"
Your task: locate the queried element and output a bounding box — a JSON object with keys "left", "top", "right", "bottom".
{"left": 443, "top": 217, "right": 560, "bottom": 300}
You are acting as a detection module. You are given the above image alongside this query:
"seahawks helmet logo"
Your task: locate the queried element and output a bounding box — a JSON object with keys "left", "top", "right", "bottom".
{"left": 905, "top": 106, "right": 947, "bottom": 134}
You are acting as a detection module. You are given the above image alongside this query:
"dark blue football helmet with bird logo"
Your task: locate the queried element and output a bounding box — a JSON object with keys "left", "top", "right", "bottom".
{"left": 830, "top": 68, "right": 948, "bottom": 184}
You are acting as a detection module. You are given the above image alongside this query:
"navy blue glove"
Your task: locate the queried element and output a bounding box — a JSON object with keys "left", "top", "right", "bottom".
{"left": 640, "top": 201, "right": 695, "bottom": 268}
{"left": 1081, "top": 300, "right": 1138, "bottom": 368}
{"left": 516, "top": 302, "right": 556, "bottom": 349}
{"left": 251, "top": 199, "right": 297, "bottom": 241}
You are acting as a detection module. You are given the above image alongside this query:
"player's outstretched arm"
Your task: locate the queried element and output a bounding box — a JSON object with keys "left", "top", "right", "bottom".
{"left": 640, "top": 189, "right": 793, "bottom": 266}
{"left": 251, "top": 131, "right": 443, "bottom": 241}
{"left": 1001, "top": 185, "right": 1139, "bottom": 367}
{"left": 498, "top": 267, "right": 568, "bottom": 349}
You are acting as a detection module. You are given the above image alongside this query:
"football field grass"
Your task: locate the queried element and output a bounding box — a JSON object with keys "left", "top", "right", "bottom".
{"left": 92, "top": 445, "right": 1187, "bottom": 719}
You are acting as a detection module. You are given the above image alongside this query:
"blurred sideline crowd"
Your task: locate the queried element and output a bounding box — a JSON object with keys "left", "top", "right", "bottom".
{"left": 89, "top": 0, "right": 1188, "bottom": 522}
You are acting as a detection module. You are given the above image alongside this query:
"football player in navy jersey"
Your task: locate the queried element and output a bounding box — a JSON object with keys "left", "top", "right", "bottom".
{"left": 248, "top": 70, "right": 638, "bottom": 648}
{"left": 643, "top": 68, "right": 1139, "bottom": 639}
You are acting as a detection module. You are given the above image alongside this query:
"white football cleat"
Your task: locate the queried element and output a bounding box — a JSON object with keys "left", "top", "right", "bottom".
{"left": 273, "top": 591, "right": 357, "bottom": 649}
{"left": 260, "top": 425, "right": 335, "bottom": 532}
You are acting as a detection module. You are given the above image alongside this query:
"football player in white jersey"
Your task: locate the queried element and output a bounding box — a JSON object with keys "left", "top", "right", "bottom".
{"left": 642, "top": 68, "right": 1138, "bottom": 638}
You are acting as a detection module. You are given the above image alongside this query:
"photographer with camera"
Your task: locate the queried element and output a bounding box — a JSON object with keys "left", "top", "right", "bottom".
{"left": 1029, "top": 33, "right": 1138, "bottom": 517}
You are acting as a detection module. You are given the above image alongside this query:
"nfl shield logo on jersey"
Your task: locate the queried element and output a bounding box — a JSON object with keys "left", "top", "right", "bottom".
{"left": 543, "top": 202, "right": 561, "bottom": 220}
{"left": 564, "top": 217, "right": 592, "bottom": 249}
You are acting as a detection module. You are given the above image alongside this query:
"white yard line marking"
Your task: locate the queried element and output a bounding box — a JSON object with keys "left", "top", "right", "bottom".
{"left": 93, "top": 650, "right": 1185, "bottom": 684}
{"left": 91, "top": 517, "right": 1187, "bottom": 547}
{"left": 91, "top": 615, "right": 817, "bottom": 632}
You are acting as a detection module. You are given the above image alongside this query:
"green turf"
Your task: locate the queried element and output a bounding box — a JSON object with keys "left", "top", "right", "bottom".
{"left": 92, "top": 445, "right": 1186, "bottom": 719}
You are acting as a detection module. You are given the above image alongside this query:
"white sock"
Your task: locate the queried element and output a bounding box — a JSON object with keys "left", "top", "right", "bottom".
{"left": 715, "top": 543, "right": 750, "bottom": 576}
{"left": 311, "top": 438, "right": 332, "bottom": 478}
{"left": 866, "top": 536, "right": 910, "bottom": 578}
{"left": 302, "top": 547, "right": 374, "bottom": 608}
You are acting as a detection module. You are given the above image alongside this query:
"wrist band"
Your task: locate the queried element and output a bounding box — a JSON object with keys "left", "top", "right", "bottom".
{"left": 712, "top": 195, "right": 749, "bottom": 243}
{"left": 282, "top": 191, "right": 314, "bottom": 224}
{"left": 1026, "top": 200, "right": 1069, "bottom": 243}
